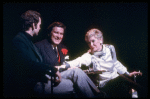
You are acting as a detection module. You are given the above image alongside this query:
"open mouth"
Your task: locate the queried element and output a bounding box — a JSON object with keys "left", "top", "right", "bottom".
{"left": 54, "top": 38, "right": 62, "bottom": 42}
{"left": 55, "top": 38, "right": 61, "bottom": 41}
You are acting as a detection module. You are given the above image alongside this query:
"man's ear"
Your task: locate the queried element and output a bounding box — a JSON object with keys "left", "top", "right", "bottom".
{"left": 32, "top": 23, "right": 37, "bottom": 30}
{"left": 32, "top": 23, "right": 35, "bottom": 31}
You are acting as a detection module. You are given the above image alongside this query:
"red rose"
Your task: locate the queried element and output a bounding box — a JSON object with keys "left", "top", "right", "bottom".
{"left": 61, "top": 48, "right": 68, "bottom": 56}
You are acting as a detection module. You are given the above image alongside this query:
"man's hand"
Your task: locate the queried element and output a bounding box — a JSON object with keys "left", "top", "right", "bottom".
{"left": 55, "top": 65, "right": 66, "bottom": 71}
{"left": 67, "top": 66, "right": 78, "bottom": 70}
{"left": 45, "top": 68, "right": 62, "bottom": 87}
{"left": 54, "top": 71, "right": 61, "bottom": 86}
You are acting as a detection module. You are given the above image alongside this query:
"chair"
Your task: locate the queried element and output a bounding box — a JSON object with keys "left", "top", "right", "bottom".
{"left": 83, "top": 67, "right": 140, "bottom": 98}
{"left": 83, "top": 69, "right": 107, "bottom": 98}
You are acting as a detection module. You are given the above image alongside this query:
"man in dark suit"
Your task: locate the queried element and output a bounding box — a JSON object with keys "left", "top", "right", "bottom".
{"left": 35, "top": 22, "right": 102, "bottom": 98}
{"left": 9, "top": 10, "right": 73, "bottom": 98}
{"left": 9, "top": 10, "right": 101, "bottom": 98}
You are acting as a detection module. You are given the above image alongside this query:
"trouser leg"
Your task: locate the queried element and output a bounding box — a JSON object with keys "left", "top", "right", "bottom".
{"left": 34, "top": 78, "right": 74, "bottom": 98}
{"left": 60, "top": 68, "right": 100, "bottom": 98}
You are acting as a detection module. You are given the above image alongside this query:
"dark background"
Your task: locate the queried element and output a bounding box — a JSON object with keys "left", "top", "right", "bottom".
{"left": 3, "top": 2, "right": 148, "bottom": 96}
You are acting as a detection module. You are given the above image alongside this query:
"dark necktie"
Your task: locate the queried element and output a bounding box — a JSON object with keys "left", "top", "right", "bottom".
{"left": 54, "top": 47, "right": 58, "bottom": 58}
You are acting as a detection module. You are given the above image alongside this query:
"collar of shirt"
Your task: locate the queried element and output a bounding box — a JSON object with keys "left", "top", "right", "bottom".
{"left": 51, "top": 45, "right": 58, "bottom": 50}
{"left": 93, "top": 45, "right": 106, "bottom": 58}
{"left": 23, "top": 31, "right": 32, "bottom": 41}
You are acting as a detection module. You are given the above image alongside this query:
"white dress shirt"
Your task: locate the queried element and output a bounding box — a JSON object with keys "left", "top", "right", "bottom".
{"left": 67, "top": 44, "right": 129, "bottom": 87}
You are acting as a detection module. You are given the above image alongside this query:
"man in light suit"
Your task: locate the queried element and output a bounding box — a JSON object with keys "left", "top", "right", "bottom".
{"left": 35, "top": 22, "right": 102, "bottom": 98}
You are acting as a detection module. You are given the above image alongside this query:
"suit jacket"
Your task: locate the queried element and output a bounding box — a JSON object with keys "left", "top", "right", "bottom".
{"left": 35, "top": 39, "right": 67, "bottom": 67}
{"left": 10, "top": 32, "right": 54, "bottom": 96}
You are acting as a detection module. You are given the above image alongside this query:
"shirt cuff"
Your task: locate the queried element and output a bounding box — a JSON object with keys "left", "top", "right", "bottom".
{"left": 123, "top": 71, "right": 130, "bottom": 77}
{"left": 58, "top": 63, "right": 70, "bottom": 72}
{"left": 65, "top": 62, "right": 70, "bottom": 69}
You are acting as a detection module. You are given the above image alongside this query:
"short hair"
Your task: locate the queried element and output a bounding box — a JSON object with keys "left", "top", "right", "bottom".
{"left": 85, "top": 28, "right": 103, "bottom": 43}
{"left": 21, "top": 10, "right": 41, "bottom": 31}
{"left": 47, "top": 22, "right": 66, "bottom": 34}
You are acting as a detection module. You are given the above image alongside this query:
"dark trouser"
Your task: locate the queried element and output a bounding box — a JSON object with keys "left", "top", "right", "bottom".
{"left": 99, "top": 75, "right": 147, "bottom": 98}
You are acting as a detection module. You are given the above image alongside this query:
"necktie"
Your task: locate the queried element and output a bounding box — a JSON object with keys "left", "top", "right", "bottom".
{"left": 54, "top": 47, "right": 61, "bottom": 63}
{"left": 54, "top": 47, "right": 58, "bottom": 58}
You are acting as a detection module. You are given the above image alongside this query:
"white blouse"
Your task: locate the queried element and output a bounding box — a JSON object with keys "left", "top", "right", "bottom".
{"left": 67, "top": 44, "right": 128, "bottom": 87}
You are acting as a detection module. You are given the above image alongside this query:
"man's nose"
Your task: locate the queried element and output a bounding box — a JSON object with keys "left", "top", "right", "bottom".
{"left": 59, "top": 35, "right": 62, "bottom": 39}
{"left": 56, "top": 34, "right": 62, "bottom": 39}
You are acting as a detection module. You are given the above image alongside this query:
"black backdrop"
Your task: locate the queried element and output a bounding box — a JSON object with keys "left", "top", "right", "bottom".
{"left": 3, "top": 2, "right": 148, "bottom": 96}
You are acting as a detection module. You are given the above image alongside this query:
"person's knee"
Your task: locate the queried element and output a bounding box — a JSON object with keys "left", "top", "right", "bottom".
{"left": 54, "top": 79, "right": 74, "bottom": 94}
{"left": 73, "top": 68, "right": 83, "bottom": 72}
{"left": 73, "top": 68, "right": 87, "bottom": 77}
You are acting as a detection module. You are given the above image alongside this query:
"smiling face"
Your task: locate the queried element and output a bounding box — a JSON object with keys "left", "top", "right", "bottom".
{"left": 50, "top": 26, "right": 64, "bottom": 46}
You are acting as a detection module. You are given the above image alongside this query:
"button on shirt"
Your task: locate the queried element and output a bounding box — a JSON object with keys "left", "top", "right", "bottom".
{"left": 67, "top": 44, "right": 128, "bottom": 87}
{"left": 52, "top": 45, "right": 61, "bottom": 63}
{"left": 52, "top": 46, "right": 58, "bottom": 58}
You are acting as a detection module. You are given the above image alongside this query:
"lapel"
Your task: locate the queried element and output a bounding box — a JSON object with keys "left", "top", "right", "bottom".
{"left": 58, "top": 45, "right": 65, "bottom": 64}
{"left": 19, "top": 32, "right": 43, "bottom": 62}
{"left": 43, "top": 39, "right": 58, "bottom": 65}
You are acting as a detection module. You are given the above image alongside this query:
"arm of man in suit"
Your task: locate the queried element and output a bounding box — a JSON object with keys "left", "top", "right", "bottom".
{"left": 12, "top": 38, "right": 57, "bottom": 82}
{"left": 45, "top": 67, "right": 61, "bottom": 86}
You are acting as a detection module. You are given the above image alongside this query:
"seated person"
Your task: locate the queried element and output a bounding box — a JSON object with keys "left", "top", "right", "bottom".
{"left": 35, "top": 22, "right": 102, "bottom": 98}
{"left": 10, "top": 10, "right": 74, "bottom": 98}
{"left": 58, "top": 28, "right": 146, "bottom": 98}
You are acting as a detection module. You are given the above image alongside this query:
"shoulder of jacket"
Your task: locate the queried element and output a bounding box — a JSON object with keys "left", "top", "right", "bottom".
{"left": 13, "top": 32, "right": 26, "bottom": 42}
{"left": 58, "top": 43, "right": 67, "bottom": 49}
{"left": 103, "top": 44, "right": 113, "bottom": 48}
{"left": 35, "top": 39, "right": 48, "bottom": 46}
